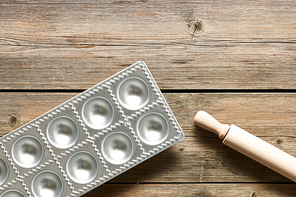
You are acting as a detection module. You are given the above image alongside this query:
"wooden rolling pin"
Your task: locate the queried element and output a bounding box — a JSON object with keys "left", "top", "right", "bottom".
{"left": 194, "top": 110, "right": 296, "bottom": 182}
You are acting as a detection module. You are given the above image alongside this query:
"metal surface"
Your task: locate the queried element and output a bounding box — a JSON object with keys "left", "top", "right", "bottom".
{"left": 0, "top": 158, "right": 8, "bottom": 185}
{"left": 102, "top": 132, "right": 134, "bottom": 165}
{"left": 0, "top": 62, "right": 184, "bottom": 196}
{"left": 11, "top": 136, "right": 43, "bottom": 168}
{"left": 31, "top": 171, "right": 63, "bottom": 197}
{"left": 137, "top": 113, "right": 169, "bottom": 145}
{"left": 66, "top": 151, "right": 98, "bottom": 184}
{"left": 1, "top": 190, "right": 25, "bottom": 197}
{"left": 118, "top": 77, "right": 149, "bottom": 110}
{"left": 47, "top": 117, "right": 79, "bottom": 149}
{"left": 82, "top": 97, "right": 114, "bottom": 130}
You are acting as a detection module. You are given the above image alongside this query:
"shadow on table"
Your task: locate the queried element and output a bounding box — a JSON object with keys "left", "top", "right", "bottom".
{"left": 193, "top": 124, "right": 294, "bottom": 196}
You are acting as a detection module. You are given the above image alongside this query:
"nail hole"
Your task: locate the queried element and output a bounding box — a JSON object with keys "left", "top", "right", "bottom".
{"left": 9, "top": 115, "right": 18, "bottom": 126}
{"left": 276, "top": 138, "right": 283, "bottom": 145}
{"left": 180, "top": 148, "right": 185, "bottom": 153}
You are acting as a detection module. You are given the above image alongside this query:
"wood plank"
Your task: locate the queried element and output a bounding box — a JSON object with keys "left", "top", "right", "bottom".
{"left": 1, "top": 92, "right": 295, "bottom": 183}
{"left": 0, "top": 0, "right": 295, "bottom": 90}
{"left": 83, "top": 183, "right": 296, "bottom": 197}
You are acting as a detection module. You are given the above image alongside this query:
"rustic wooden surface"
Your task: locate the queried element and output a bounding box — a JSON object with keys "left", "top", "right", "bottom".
{"left": 1, "top": 0, "right": 296, "bottom": 196}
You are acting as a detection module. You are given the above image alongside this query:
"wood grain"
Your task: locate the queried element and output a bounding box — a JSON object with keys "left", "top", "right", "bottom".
{"left": 84, "top": 183, "right": 296, "bottom": 197}
{"left": 0, "top": 0, "right": 295, "bottom": 90}
{"left": 1, "top": 93, "right": 295, "bottom": 185}
{"left": 1, "top": 0, "right": 296, "bottom": 196}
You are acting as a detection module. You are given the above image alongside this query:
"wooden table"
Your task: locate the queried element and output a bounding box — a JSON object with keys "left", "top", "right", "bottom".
{"left": 1, "top": 0, "right": 296, "bottom": 196}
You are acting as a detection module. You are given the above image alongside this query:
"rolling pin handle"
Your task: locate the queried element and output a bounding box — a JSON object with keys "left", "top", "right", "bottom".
{"left": 194, "top": 110, "right": 229, "bottom": 139}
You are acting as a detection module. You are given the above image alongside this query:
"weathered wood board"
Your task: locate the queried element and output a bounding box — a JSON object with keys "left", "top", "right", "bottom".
{"left": 87, "top": 183, "right": 296, "bottom": 197}
{"left": 0, "top": 93, "right": 295, "bottom": 196}
{"left": 0, "top": 0, "right": 295, "bottom": 90}
{"left": 1, "top": 0, "right": 296, "bottom": 196}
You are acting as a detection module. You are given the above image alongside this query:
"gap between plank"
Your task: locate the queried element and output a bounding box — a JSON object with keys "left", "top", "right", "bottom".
{"left": 0, "top": 89, "right": 295, "bottom": 93}
{"left": 104, "top": 182, "right": 294, "bottom": 185}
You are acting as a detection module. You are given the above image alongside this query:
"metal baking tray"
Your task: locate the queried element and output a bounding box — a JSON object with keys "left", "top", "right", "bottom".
{"left": 0, "top": 61, "right": 184, "bottom": 197}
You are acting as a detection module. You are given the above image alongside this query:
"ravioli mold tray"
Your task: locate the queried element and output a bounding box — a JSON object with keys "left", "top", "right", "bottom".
{"left": 0, "top": 61, "right": 184, "bottom": 197}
